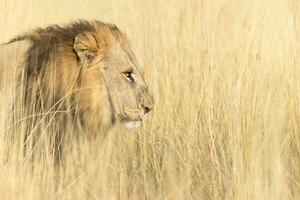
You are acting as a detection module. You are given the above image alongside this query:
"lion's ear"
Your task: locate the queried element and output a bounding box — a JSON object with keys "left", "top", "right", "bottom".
{"left": 74, "top": 33, "right": 100, "bottom": 65}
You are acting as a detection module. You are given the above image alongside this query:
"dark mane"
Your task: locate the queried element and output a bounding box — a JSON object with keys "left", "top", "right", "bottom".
{"left": 8, "top": 20, "right": 120, "bottom": 75}
{"left": 2, "top": 20, "right": 146, "bottom": 165}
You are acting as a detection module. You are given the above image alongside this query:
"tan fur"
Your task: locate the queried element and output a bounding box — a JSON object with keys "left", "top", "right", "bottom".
{"left": 0, "top": 40, "right": 32, "bottom": 132}
{"left": 1, "top": 20, "right": 154, "bottom": 160}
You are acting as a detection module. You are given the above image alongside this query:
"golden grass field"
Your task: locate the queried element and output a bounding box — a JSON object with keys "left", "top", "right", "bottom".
{"left": 1, "top": 0, "right": 300, "bottom": 199}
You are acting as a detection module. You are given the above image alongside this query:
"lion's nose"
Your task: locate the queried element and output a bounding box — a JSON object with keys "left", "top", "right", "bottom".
{"left": 141, "top": 97, "right": 153, "bottom": 114}
{"left": 142, "top": 105, "right": 152, "bottom": 114}
{"left": 140, "top": 86, "right": 154, "bottom": 114}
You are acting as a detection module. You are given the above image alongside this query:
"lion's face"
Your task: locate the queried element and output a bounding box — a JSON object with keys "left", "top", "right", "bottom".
{"left": 73, "top": 27, "right": 154, "bottom": 131}
{"left": 100, "top": 44, "right": 154, "bottom": 129}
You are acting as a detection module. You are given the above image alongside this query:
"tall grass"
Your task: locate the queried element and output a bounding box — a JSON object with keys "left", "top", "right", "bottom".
{"left": 0, "top": 0, "right": 300, "bottom": 199}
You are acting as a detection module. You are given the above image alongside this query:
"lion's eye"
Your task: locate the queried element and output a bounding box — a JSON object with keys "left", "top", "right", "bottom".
{"left": 123, "top": 71, "right": 134, "bottom": 83}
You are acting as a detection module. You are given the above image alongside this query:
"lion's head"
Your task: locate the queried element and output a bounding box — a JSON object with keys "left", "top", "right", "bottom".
{"left": 72, "top": 22, "right": 154, "bottom": 132}
{"left": 7, "top": 20, "right": 154, "bottom": 135}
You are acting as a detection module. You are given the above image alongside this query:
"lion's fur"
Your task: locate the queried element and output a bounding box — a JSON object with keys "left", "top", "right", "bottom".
{"left": 7, "top": 20, "right": 130, "bottom": 132}
{"left": 9, "top": 20, "right": 127, "bottom": 77}
{"left": 0, "top": 40, "right": 32, "bottom": 132}
{"left": 1, "top": 20, "right": 154, "bottom": 162}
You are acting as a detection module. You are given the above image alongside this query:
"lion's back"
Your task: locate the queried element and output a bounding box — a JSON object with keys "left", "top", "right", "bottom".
{"left": 0, "top": 40, "right": 32, "bottom": 132}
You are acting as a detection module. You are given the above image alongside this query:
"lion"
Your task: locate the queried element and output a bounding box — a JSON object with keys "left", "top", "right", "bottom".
{"left": 0, "top": 20, "right": 154, "bottom": 161}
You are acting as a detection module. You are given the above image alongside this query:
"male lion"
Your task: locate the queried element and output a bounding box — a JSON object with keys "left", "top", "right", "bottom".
{"left": 0, "top": 20, "right": 154, "bottom": 160}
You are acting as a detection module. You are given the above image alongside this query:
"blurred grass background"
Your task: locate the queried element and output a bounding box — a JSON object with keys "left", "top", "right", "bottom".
{"left": 1, "top": 0, "right": 300, "bottom": 199}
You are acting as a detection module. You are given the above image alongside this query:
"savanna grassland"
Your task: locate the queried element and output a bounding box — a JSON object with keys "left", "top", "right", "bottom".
{"left": 1, "top": 0, "right": 300, "bottom": 199}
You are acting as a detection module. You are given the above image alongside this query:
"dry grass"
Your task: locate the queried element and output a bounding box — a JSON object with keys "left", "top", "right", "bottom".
{"left": 0, "top": 0, "right": 300, "bottom": 199}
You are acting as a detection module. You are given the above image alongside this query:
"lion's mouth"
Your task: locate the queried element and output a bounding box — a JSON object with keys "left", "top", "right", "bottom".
{"left": 117, "top": 113, "right": 144, "bottom": 130}
{"left": 123, "top": 120, "right": 142, "bottom": 130}
{"left": 120, "top": 115, "right": 143, "bottom": 130}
